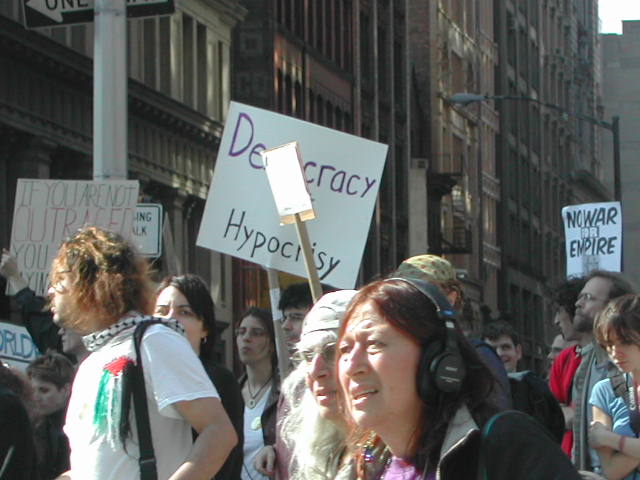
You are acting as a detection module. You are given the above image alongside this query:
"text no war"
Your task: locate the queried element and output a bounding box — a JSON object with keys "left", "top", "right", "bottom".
{"left": 223, "top": 208, "right": 341, "bottom": 280}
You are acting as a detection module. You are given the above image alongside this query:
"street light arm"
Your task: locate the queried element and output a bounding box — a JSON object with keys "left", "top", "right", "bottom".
{"left": 448, "top": 91, "right": 621, "bottom": 202}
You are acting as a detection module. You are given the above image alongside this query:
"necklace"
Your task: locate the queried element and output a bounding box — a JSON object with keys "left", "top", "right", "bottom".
{"left": 246, "top": 376, "right": 272, "bottom": 409}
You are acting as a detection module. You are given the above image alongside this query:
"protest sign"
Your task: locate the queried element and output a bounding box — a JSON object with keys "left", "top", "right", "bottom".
{"left": 0, "top": 322, "right": 40, "bottom": 371}
{"left": 8, "top": 179, "right": 139, "bottom": 295}
{"left": 562, "top": 201, "right": 622, "bottom": 277}
{"left": 197, "top": 102, "right": 388, "bottom": 289}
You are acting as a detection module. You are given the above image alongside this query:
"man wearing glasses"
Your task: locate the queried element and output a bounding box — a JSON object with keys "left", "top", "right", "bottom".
{"left": 278, "top": 283, "right": 315, "bottom": 353}
{"left": 571, "top": 270, "right": 635, "bottom": 475}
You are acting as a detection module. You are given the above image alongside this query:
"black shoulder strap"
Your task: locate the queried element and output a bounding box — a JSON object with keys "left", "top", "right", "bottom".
{"left": 610, "top": 374, "right": 640, "bottom": 437}
{"left": 132, "top": 319, "right": 165, "bottom": 480}
{"left": 610, "top": 374, "right": 628, "bottom": 401}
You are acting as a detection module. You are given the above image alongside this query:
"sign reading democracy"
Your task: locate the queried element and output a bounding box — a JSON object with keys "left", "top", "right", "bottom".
{"left": 0, "top": 322, "right": 40, "bottom": 371}
{"left": 9, "top": 179, "right": 139, "bottom": 296}
{"left": 562, "top": 201, "right": 622, "bottom": 277}
{"left": 197, "top": 102, "right": 388, "bottom": 289}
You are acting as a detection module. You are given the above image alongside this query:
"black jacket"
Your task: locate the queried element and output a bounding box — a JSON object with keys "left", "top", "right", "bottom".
{"left": 201, "top": 362, "right": 244, "bottom": 480}
{"left": 439, "top": 408, "right": 581, "bottom": 480}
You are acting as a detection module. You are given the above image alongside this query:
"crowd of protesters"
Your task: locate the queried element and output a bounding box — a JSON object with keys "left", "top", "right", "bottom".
{"left": 1, "top": 227, "right": 639, "bottom": 479}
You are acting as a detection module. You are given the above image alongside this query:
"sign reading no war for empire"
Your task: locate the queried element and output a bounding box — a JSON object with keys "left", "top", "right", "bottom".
{"left": 562, "top": 201, "right": 622, "bottom": 278}
{"left": 9, "top": 179, "right": 139, "bottom": 296}
{"left": 197, "top": 102, "right": 388, "bottom": 289}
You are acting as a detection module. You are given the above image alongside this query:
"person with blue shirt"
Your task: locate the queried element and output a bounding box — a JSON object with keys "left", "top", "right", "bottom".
{"left": 590, "top": 294, "right": 640, "bottom": 480}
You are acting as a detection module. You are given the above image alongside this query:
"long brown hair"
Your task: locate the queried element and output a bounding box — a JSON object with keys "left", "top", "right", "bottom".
{"left": 50, "top": 226, "right": 154, "bottom": 332}
{"left": 337, "top": 278, "right": 498, "bottom": 476}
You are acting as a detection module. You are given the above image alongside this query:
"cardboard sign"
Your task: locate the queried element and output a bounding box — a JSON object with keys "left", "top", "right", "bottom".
{"left": 197, "top": 102, "right": 388, "bottom": 288}
{"left": 261, "top": 142, "right": 315, "bottom": 225}
{"left": 0, "top": 322, "right": 40, "bottom": 371}
{"left": 562, "top": 201, "right": 622, "bottom": 277}
{"left": 9, "top": 179, "right": 139, "bottom": 295}
{"left": 132, "top": 203, "right": 163, "bottom": 257}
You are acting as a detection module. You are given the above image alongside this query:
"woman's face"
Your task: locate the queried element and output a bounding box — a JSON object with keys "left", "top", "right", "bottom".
{"left": 155, "top": 286, "right": 206, "bottom": 354}
{"left": 338, "top": 301, "right": 422, "bottom": 441}
{"left": 236, "top": 315, "right": 273, "bottom": 367}
{"left": 605, "top": 332, "right": 640, "bottom": 373}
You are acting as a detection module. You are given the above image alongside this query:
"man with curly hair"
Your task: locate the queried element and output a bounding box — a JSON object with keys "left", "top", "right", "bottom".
{"left": 48, "top": 226, "right": 237, "bottom": 480}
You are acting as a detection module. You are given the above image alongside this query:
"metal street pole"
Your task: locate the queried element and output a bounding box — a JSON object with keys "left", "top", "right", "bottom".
{"left": 449, "top": 93, "right": 622, "bottom": 203}
{"left": 93, "top": 0, "right": 128, "bottom": 181}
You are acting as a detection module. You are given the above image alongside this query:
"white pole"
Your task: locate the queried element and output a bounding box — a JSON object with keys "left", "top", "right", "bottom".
{"left": 93, "top": 0, "right": 128, "bottom": 181}
{"left": 266, "top": 268, "right": 291, "bottom": 379}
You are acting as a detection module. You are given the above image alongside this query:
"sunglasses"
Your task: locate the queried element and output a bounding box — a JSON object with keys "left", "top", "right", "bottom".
{"left": 294, "top": 342, "right": 337, "bottom": 365}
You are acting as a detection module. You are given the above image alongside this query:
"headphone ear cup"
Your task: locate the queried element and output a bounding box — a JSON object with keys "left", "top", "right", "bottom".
{"left": 417, "top": 340, "right": 443, "bottom": 404}
{"left": 431, "top": 349, "right": 466, "bottom": 393}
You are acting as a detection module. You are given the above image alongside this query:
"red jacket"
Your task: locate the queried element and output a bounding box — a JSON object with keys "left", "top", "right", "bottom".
{"left": 548, "top": 345, "right": 581, "bottom": 457}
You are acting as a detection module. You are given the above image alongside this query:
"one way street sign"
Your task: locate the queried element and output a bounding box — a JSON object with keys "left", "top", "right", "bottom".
{"left": 22, "top": 0, "right": 175, "bottom": 29}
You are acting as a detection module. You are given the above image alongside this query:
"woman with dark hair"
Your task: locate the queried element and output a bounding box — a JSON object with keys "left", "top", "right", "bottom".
{"left": 235, "top": 307, "right": 279, "bottom": 480}
{"left": 336, "top": 277, "right": 581, "bottom": 480}
{"left": 589, "top": 294, "right": 640, "bottom": 480}
{"left": 155, "top": 274, "right": 244, "bottom": 480}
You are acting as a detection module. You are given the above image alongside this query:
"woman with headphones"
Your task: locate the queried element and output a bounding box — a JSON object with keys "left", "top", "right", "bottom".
{"left": 336, "top": 277, "right": 581, "bottom": 480}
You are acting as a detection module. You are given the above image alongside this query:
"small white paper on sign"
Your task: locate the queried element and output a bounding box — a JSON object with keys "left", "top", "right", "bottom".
{"left": 261, "top": 142, "right": 316, "bottom": 225}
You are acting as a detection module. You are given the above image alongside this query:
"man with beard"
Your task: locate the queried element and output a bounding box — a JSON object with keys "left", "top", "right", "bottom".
{"left": 571, "top": 271, "right": 634, "bottom": 474}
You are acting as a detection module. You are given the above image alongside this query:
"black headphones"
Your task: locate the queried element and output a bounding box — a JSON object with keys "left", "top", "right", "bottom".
{"left": 389, "top": 277, "right": 467, "bottom": 404}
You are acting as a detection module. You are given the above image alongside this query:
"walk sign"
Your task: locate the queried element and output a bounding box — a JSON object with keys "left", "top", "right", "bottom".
{"left": 22, "top": 0, "right": 174, "bottom": 29}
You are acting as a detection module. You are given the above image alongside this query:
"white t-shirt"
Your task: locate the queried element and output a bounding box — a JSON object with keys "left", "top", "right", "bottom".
{"left": 65, "top": 322, "right": 219, "bottom": 480}
{"left": 241, "top": 386, "right": 272, "bottom": 480}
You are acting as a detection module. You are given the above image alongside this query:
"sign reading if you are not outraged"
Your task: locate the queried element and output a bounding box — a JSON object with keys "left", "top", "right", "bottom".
{"left": 562, "top": 201, "right": 622, "bottom": 277}
{"left": 8, "top": 179, "right": 139, "bottom": 296}
{"left": 197, "top": 102, "right": 388, "bottom": 289}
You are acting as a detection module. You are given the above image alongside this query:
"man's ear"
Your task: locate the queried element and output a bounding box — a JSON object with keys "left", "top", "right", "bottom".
{"left": 62, "top": 383, "right": 71, "bottom": 399}
{"left": 515, "top": 344, "right": 523, "bottom": 361}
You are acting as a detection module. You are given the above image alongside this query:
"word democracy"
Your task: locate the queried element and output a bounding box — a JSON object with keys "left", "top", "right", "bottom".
{"left": 227, "top": 112, "right": 377, "bottom": 198}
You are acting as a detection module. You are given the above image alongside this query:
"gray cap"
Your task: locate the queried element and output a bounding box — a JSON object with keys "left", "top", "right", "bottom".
{"left": 301, "top": 290, "right": 358, "bottom": 337}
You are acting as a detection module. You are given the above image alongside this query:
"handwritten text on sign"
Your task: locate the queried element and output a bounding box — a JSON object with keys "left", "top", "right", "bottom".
{"left": 197, "top": 102, "right": 388, "bottom": 288}
{"left": 562, "top": 201, "right": 622, "bottom": 277}
{"left": 9, "top": 179, "right": 139, "bottom": 295}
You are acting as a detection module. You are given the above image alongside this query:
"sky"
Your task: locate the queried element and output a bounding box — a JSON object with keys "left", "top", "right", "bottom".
{"left": 599, "top": 0, "right": 640, "bottom": 34}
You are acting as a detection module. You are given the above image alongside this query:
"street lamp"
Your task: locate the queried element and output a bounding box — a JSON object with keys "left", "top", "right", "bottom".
{"left": 449, "top": 93, "right": 621, "bottom": 202}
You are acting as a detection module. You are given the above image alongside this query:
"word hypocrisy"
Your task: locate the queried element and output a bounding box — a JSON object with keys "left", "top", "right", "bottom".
{"left": 223, "top": 209, "right": 341, "bottom": 279}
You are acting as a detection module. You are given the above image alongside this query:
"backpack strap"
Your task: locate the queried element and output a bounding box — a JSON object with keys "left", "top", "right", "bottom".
{"left": 131, "top": 319, "right": 165, "bottom": 480}
{"left": 610, "top": 373, "right": 640, "bottom": 437}
{"left": 610, "top": 374, "right": 628, "bottom": 401}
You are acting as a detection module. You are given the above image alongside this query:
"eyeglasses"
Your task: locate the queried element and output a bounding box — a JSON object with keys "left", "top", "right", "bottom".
{"left": 235, "top": 327, "right": 267, "bottom": 338}
{"left": 294, "top": 342, "right": 337, "bottom": 366}
{"left": 282, "top": 312, "right": 306, "bottom": 323}
{"left": 577, "top": 292, "right": 605, "bottom": 303}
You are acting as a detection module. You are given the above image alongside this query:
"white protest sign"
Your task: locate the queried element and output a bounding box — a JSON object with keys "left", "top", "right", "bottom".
{"left": 0, "top": 322, "right": 40, "bottom": 371}
{"left": 132, "top": 203, "right": 163, "bottom": 257}
{"left": 261, "top": 142, "right": 315, "bottom": 225}
{"left": 562, "top": 201, "right": 622, "bottom": 277}
{"left": 197, "top": 102, "right": 388, "bottom": 289}
{"left": 9, "top": 179, "right": 139, "bottom": 295}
